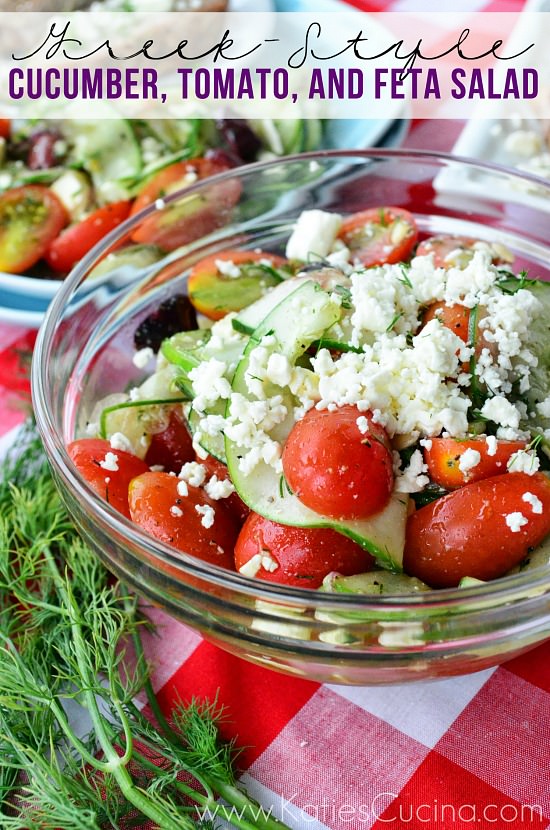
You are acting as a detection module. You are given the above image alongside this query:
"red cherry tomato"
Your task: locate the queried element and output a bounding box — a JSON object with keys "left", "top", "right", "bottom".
{"left": 128, "top": 471, "right": 237, "bottom": 569}
{"left": 144, "top": 407, "right": 195, "bottom": 473}
{"left": 67, "top": 438, "right": 149, "bottom": 520}
{"left": 234, "top": 512, "right": 374, "bottom": 588}
{"left": 187, "top": 249, "right": 288, "bottom": 321}
{"left": 45, "top": 200, "right": 131, "bottom": 274}
{"left": 0, "top": 119, "right": 11, "bottom": 140}
{"left": 282, "top": 405, "right": 394, "bottom": 521}
{"left": 416, "top": 235, "right": 512, "bottom": 269}
{"left": 200, "top": 451, "right": 250, "bottom": 524}
{"left": 130, "top": 157, "right": 242, "bottom": 251}
{"left": 422, "top": 301, "right": 471, "bottom": 344}
{"left": 423, "top": 437, "right": 528, "bottom": 490}
{"left": 0, "top": 185, "right": 67, "bottom": 273}
{"left": 404, "top": 472, "right": 550, "bottom": 587}
{"left": 338, "top": 207, "right": 418, "bottom": 268}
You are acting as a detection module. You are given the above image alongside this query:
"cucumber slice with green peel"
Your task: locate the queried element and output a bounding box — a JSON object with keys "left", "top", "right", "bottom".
{"left": 63, "top": 119, "right": 142, "bottom": 198}
{"left": 249, "top": 119, "right": 305, "bottom": 155}
{"left": 324, "top": 571, "right": 430, "bottom": 596}
{"left": 302, "top": 119, "right": 324, "bottom": 151}
{"left": 232, "top": 277, "right": 309, "bottom": 335}
{"left": 161, "top": 329, "right": 212, "bottom": 373}
{"left": 225, "top": 281, "right": 407, "bottom": 571}
{"left": 87, "top": 244, "right": 163, "bottom": 281}
{"left": 145, "top": 119, "right": 201, "bottom": 154}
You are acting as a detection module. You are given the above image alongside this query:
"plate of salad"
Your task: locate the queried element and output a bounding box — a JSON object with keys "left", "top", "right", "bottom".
{"left": 0, "top": 115, "right": 406, "bottom": 327}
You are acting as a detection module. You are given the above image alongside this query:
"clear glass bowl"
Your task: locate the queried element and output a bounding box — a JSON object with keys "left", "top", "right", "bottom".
{"left": 32, "top": 150, "right": 550, "bottom": 685}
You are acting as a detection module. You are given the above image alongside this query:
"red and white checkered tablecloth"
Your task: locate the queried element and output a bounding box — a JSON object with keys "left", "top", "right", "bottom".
{"left": 2, "top": 1, "right": 549, "bottom": 827}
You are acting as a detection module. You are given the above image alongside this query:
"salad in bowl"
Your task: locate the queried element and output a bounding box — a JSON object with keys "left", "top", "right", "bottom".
{"left": 33, "top": 150, "right": 550, "bottom": 684}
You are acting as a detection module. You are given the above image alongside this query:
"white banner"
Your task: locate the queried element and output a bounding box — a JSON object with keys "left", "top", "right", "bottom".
{"left": 0, "top": 10, "right": 547, "bottom": 119}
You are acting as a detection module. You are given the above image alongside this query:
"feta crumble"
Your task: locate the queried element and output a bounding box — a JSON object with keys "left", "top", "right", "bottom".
{"left": 504, "top": 512, "right": 528, "bottom": 533}
{"left": 132, "top": 347, "right": 154, "bottom": 369}
{"left": 522, "top": 491, "right": 543, "bottom": 515}
{"left": 205, "top": 475, "right": 235, "bottom": 501}
{"left": 458, "top": 448, "right": 481, "bottom": 476}
{"left": 179, "top": 462, "right": 206, "bottom": 488}
{"left": 99, "top": 452, "right": 119, "bottom": 472}
{"left": 507, "top": 449, "right": 540, "bottom": 475}
{"left": 195, "top": 503, "right": 215, "bottom": 529}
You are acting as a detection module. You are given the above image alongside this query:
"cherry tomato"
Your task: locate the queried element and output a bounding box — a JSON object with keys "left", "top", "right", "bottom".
{"left": 338, "top": 207, "right": 418, "bottom": 268}
{"left": 67, "top": 438, "right": 149, "bottom": 520}
{"left": 424, "top": 437, "right": 528, "bottom": 490}
{"left": 0, "top": 119, "right": 11, "bottom": 140}
{"left": 200, "top": 451, "right": 250, "bottom": 524}
{"left": 422, "top": 301, "right": 471, "bottom": 344}
{"left": 128, "top": 471, "right": 237, "bottom": 569}
{"left": 187, "top": 249, "right": 288, "bottom": 321}
{"left": 131, "top": 157, "right": 242, "bottom": 251}
{"left": 422, "top": 301, "right": 497, "bottom": 374}
{"left": 416, "top": 235, "right": 512, "bottom": 269}
{"left": 144, "top": 407, "right": 195, "bottom": 473}
{"left": 234, "top": 512, "right": 374, "bottom": 588}
{"left": 282, "top": 405, "right": 394, "bottom": 521}
{"left": 404, "top": 471, "right": 550, "bottom": 587}
{"left": 0, "top": 185, "right": 67, "bottom": 273}
{"left": 45, "top": 200, "right": 131, "bottom": 274}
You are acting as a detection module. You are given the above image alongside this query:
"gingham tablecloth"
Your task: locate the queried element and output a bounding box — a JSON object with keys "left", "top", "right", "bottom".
{"left": 2, "top": 1, "right": 550, "bottom": 825}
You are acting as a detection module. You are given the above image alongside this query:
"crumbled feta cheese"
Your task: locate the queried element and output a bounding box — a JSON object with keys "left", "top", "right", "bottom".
{"left": 356, "top": 415, "right": 370, "bottom": 435}
{"left": 507, "top": 449, "right": 540, "bottom": 475}
{"left": 522, "top": 491, "right": 543, "bottom": 514}
{"left": 109, "top": 432, "right": 133, "bottom": 454}
{"left": 419, "top": 438, "right": 432, "bottom": 451}
{"left": 485, "top": 435, "right": 498, "bottom": 456}
{"left": 505, "top": 512, "right": 528, "bottom": 533}
{"left": 536, "top": 397, "right": 550, "bottom": 419}
{"left": 458, "top": 448, "right": 481, "bottom": 476}
{"left": 170, "top": 505, "right": 183, "bottom": 518}
{"left": 395, "top": 450, "right": 430, "bottom": 493}
{"left": 133, "top": 347, "right": 154, "bottom": 369}
{"left": 99, "top": 452, "right": 119, "bottom": 472}
{"left": 195, "top": 503, "right": 215, "bottom": 529}
{"left": 189, "top": 358, "right": 232, "bottom": 412}
{"left": 179, "top": 462, "right": 206, "bottom": 488}
{"left": 239, "top": 553, "right": 262, "bottom": 578}
{"left": 176, "top": 480, "right": 189, "bottom": 497}
{"left": 480, "top": 396, "right": 521, "bottom": 430}
{"left": 215, "top": 259, "right": 241, "bottom": 279}
{"left": 205, "top": 475, "right": 234, "bottom": 500}
{"left": 260, "top": 552, "right": 279, "bottom": 572}
{"left": 285, "top": 210, "right": 342, "bottom": 261}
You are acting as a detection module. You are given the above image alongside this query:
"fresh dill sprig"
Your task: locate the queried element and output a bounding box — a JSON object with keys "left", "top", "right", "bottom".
{"left": 0, "top": 420, "right": 290, "bottom": 830}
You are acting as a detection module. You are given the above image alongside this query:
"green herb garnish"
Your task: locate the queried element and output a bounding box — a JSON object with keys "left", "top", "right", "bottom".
{"left": 0, "top": 421, "right": 290, "bottom": 830}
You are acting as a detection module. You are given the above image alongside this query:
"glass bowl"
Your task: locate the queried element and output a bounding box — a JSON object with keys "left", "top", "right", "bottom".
{"left": 32, "top": 149, "right": 550, "bottom": 685}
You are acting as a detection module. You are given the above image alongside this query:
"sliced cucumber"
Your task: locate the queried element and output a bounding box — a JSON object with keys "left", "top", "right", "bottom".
{"left": 87, "top": 243, "right": 163, "bottom": 282}
{"left": 225, "top": 281, "right": 407, "bottom": 571}
{"left": 232, "top": 276, "right": 308, "bottom": 335}
{"left": 323, "top": 570, "right": 430, "bottom": 596}
{"left": 248, "top": 119, "right": 305, "bottom": 155}
{"left": 63, "top": 119, "right": 142, "bottom": 200}
{"left": 145, "top": 119, "right": 200, "bottom": 154}
{"left": 161, "top": 329, "right": 212, "bottom": 373}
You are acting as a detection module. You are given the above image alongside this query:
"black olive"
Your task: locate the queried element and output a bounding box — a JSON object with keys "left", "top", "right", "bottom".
{"left": 134, "top": 294, "right": 198, "bottom": 353}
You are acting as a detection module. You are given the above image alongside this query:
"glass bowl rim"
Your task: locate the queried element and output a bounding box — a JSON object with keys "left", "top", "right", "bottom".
{"left": 32, "top": 147, "right": 550, "bottom": 610}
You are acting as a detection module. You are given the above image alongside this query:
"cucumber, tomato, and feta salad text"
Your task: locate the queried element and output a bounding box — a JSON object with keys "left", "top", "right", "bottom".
{"left": 70, "top": 204, "right": 550, "bottom": 595}
{"left": 0, "top": 117, "right": 321, "bottom": 276}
